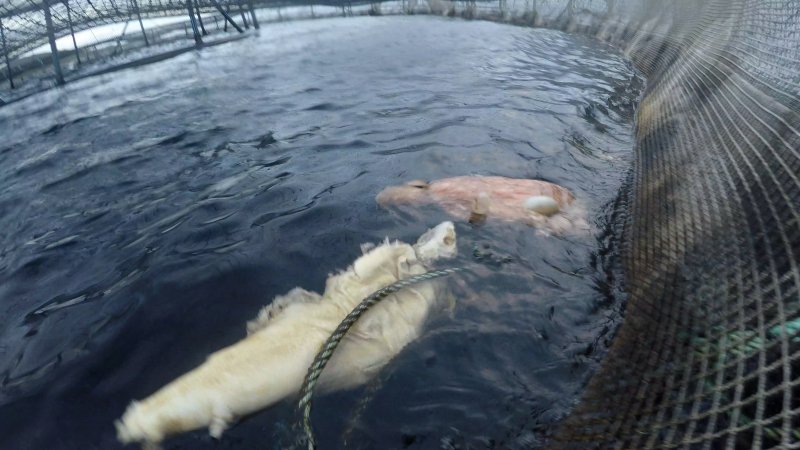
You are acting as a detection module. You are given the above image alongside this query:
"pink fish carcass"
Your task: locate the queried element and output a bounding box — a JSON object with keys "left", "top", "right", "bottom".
{"left": 376, "top": 175, "right": 589, "bottom": 234}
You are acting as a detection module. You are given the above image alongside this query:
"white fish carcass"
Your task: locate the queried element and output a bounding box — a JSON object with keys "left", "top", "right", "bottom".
{"left": 116, "top": 222, "right": 457, "bottom": 448}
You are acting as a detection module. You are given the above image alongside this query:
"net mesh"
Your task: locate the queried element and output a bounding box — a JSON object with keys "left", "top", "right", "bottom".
{"left": 545, "top": 1, "right": 800, "bottom": 448}
{"left": 1, "top": 0, "right": 799, "bottom": 447}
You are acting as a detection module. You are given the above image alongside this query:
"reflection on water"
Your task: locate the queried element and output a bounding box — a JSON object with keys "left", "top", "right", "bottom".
{"left": 0, "top": 16, "right": 641, "bottom": 449}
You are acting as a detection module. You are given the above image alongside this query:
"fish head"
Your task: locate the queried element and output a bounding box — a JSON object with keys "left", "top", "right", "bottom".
{"left": 115, "top": 401, "right": 164, "bottom": 446}
{"left": 413, "top": 221, "right": 457, "bottom": 265}
{"left": 375, "top": 180, "right": 431, "bottom": 206}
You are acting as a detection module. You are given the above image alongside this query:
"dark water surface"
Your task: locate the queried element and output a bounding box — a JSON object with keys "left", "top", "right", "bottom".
{"left": 0, "top": 16, "right": 641, "bottom": 449}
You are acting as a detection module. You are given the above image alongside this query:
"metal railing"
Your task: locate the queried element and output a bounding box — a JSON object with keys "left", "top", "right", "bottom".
{"left": 0, "top": 0, "right": 588, "bottom": 101}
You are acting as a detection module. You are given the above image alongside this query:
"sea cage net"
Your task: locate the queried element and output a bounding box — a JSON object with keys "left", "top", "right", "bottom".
{"left": 2, "top": 0, "right": 799, "bottom": 448}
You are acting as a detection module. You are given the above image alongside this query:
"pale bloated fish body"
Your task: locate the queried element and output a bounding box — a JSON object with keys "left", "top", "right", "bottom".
{"left": 376, "top": 176, "right": 589, "bottom": 234}
{"left": 116, "top": 222, "right": 457, "bottom": 448}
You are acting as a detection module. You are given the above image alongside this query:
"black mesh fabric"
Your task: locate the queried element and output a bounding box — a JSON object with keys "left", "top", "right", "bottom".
{"left": 544, "top": 1, "right": 800, "bottom": 448}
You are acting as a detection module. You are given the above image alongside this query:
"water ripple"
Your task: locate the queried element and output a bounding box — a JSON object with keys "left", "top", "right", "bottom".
{"left": 0, "top": 16, "right": 641, "bottom": 449}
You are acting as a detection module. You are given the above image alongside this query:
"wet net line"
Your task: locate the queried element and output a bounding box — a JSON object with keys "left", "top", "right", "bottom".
{"left": 296, "top": 267, "right": 466, "bottom": 450}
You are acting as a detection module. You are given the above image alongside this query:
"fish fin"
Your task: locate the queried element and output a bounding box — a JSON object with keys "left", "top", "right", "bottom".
{"left": 523, "top": 212, "right": 548, "bottom": 229}
{"left": 360, "top": 242, "right": 376, "bottom": 254}
{"left": 406, "top": 180, "right": 430, "bottom": 188}
{"left": 208, "top": 419, "right": 227, "bottom": 440}
{"left": 469, "top": 191, "right": 490, "bottom": 224}
{"left": 247, "top": 288, "right": 322, "bottom": 334}
{"left": 445, "top": 291, "right": 456, "bottom": 315}
{"left": 209, "top": 405, "right": 234, "bottom": 439}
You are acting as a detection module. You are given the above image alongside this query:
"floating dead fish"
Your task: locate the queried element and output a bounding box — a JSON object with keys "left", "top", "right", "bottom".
{"left": 115, "top": 222, "right": 457, "bottom": 448}
{"left": 376, "top": 176, "right": 589, "bottom": 234}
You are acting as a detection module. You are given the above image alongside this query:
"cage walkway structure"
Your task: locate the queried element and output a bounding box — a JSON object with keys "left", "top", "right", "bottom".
{"left": 0, "top": 0, "right": 269, "bottom": 96}
{"left": 3, "top": 0, "right": 800, "bottom": 448}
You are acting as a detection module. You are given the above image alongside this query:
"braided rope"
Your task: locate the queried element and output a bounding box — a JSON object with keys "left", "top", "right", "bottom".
{"left": 297, "top": 267, "right": 465, "bottom": 450}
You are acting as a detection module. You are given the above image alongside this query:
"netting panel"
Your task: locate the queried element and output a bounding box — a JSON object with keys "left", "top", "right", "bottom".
{"left": 550, "top": 0, "right": 800, "bottom": 448}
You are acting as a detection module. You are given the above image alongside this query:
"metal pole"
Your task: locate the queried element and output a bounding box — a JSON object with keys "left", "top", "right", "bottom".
{"left": 247, "top": 0, "right": 258, "bottom": 29}
{"left": 186, "top": 0, "right": 203, "bottom": 45}
{"left": 0, "top": 18, "right": 13, "bottom": 89}
{"left": 131, "top": 0, "right": 150, "bottom": 46}
{"left": 238, "top": 0, "right": 249, "bottom": 29}
{"left": 112, "top": 21, "right": 130, "bottom": 56}
{"left": 43, "top": 2, "right": 65, "bottom": 85}
{"left": 64, "top": 0, "right": 82, "bottom": 65}
{"left": 211, "top": 0, "right": 243, "bottom": 33}
{"left": 194, "top": 0, "right": 207, "bottom": 35}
